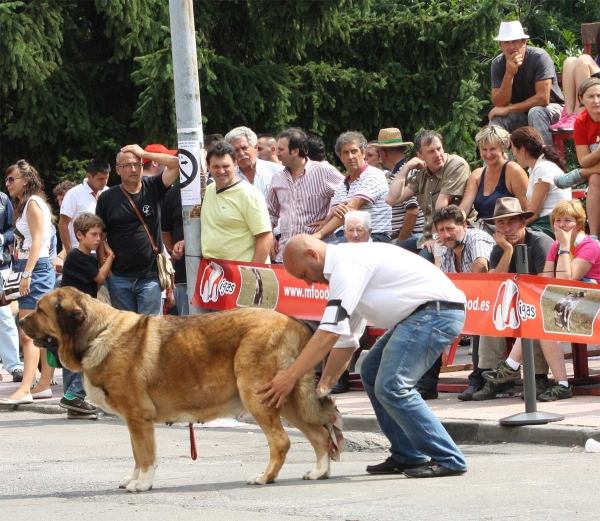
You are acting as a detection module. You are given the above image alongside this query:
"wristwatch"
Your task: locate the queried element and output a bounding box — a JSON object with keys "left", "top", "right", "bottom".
{"left": 558, "top": 249, "right": 570, "bottom": 256}
{"left": 22, "top": 271, "right": 31, "bottom": 279}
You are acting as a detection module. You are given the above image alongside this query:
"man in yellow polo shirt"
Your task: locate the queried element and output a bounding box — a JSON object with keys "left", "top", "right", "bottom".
{"left": 201, "top": 141, "right": 273, "bottom": 263}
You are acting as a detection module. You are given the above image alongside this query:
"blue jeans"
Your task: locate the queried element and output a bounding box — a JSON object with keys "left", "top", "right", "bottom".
{"left": 106, "top": 274, "right": 162, "bottom": 315}
{"left": 360, "top": 307, "right": 467, "bottom": 471}
{"left": 396, "top": 236, "right": 434, "bottom": 263}
{"left": 62, "top": 368, "right": 85, "bottom": 399}
{"left": 173, "top": 284, "right": 189, "bottom": 316}
{"left": 0, "top": 301, "right": 21, "bottom": 373}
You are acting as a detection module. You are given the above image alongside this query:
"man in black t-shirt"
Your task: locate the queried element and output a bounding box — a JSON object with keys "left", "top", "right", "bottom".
{"left": 96, "top": 144, "right": 179, "bottom": 315}
{"left": 489, "top": 21, "right": 563, "bottom": 145}
{"left": 161, "top": 183, "right": 188, "bottom": 315}
{"left": 473, "top": 197, "right": 553, "bottom": 401}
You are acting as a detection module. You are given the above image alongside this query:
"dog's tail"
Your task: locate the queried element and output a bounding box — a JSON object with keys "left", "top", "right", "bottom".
{"left": 276, "top": 321, "right": 346, "bottom": 460}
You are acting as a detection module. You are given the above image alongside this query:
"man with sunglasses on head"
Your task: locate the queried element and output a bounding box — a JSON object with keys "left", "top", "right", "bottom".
{"left": 95, "top": 145, "right": 179, "bottom": 315}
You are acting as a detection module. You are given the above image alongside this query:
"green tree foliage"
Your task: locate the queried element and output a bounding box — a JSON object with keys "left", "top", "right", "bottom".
{"left": 0, "top": 0, "right": 596, "bottom": 187}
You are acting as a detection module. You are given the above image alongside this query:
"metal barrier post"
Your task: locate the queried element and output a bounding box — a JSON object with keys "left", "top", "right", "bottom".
{"left": 500, "top": 244, "right": 564, "bottom": 425}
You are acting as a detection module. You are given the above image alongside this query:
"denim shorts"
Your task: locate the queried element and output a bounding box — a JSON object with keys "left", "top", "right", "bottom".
{"left": 13, "top": 257, "right": 56, "bottom": 310}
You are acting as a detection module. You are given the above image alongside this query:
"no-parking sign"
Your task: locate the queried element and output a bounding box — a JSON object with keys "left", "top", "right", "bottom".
{"left": 178, "top": 140, "right": 202, "bottom": 205}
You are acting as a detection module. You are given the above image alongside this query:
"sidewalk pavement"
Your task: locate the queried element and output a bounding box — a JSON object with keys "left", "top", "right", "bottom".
{"left": 1, "top": 345, "right": 599, "bottom": 448}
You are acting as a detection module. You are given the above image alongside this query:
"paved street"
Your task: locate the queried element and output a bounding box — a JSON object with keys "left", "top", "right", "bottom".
{"left": 0, "top": 410, "right": 597, "bottom": 520}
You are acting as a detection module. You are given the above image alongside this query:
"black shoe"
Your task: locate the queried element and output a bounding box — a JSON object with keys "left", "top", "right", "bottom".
{"left": 458, "top": 336, "right": 471, "bottom": 346}
{"left": 457, "top": 385, "right": 480, "bottom": 402}
{"left": 417, "top": 388, "right": 438, "bottom": 400}
{"left": 60, "top": 396, "right": 97, "bottom": 414}
{"left": 404, "top": 463, "right": 466, "bottom": 478}
{"left": 331, "top": 371, "right": 350, "bottom": 394}
{"left": 11, "top": 369, "right": 23, "bottom": 383}
{"left": 67, "top": 410, "right": 98, "bottom": 420}
{"left": 366, "top": 457, "right": 430, "bottom": 475}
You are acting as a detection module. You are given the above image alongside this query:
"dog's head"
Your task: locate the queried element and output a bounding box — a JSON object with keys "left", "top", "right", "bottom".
{"left": 20, "top": 287, "right": 91, "bottom": 371}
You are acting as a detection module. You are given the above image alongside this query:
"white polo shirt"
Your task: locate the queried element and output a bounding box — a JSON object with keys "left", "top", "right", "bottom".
{"left": 60, "top": 178, "right": 109, "bottom": 248}
{"left": 318, "top": 243, "right": 465, "bottom": 345}
{"left": 235, "top": 158, "right": 284, "bottom": 201}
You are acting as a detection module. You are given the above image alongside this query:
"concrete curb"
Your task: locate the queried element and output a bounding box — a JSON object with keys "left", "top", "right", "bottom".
{"left": 343, "top": 415, "right": 600, "bottom": 448}
{"left": 2, "top": 403, "right": 599, "bottom": 448}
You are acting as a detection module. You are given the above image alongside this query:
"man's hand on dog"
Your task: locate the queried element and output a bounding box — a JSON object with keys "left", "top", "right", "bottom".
{"left": 256, "top": 370, "right": 297, "bottom": 409}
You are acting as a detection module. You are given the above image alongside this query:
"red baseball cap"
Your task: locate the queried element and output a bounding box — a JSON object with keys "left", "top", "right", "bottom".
{"left": 143, "top": 143, "right": 178, "bottom": 164}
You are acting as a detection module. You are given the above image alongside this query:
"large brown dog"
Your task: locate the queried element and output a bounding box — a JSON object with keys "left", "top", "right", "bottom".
{"left": 20, "top": 287, "right": 344, "bottom": 492}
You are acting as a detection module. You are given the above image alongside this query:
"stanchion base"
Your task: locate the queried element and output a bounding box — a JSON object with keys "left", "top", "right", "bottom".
{"left": 499, "top": 411, "right": 565, "bottom": 426}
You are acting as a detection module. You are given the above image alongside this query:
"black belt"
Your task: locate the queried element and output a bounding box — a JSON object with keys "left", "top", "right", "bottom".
{"left": 414, "top": 301, "right": 465, "bottom": 313}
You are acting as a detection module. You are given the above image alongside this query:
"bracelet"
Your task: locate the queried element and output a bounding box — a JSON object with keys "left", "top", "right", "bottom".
{"left": 558, "top": 249, "right": 570, "bottom": 256}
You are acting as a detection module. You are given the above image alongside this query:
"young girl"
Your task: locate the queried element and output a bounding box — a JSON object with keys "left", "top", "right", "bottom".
{"left": 554, "top": 77, "right": 600, "bottom": 238}
{"left": 0, "top": 160, "right": 56, "bottom": 405}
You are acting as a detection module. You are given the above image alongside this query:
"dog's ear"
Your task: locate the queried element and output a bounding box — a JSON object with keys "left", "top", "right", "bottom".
{"left": 56, "top": 298, "right": 87, "bottom": 335}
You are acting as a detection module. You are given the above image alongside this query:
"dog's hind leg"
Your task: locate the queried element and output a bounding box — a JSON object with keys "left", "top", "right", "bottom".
{"left": 239, "top": 386, "right": 290, "bottom": 485}
{"left": 122, "top": 418, "right": 158, "bottom": 492}
{"left": 280, "top": 405, "right": 331, "bottom": 481}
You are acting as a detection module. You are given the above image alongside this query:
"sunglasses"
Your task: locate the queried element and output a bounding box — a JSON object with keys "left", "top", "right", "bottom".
{"left": 5, "top": 176, "right": 23, "bottom": 184}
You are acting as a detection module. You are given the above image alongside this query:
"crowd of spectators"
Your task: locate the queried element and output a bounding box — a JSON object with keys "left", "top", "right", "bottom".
{"left": 2, "top": 19, "right": 599, "bottom": 409}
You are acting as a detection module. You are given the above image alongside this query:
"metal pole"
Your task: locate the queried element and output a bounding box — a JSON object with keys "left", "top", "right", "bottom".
{"left": 500, "top": 244, "right": 564, "bottom": 426}
{"left": 169, "top": 0, "right": 205, "bottom": 315}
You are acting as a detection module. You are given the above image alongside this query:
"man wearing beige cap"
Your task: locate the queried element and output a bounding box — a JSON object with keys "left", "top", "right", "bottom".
{"left": 375, "top": 128, "right": 424, "bottom": 242}
{"left": 489, "top": 20, "right": 563, "bottom": 145}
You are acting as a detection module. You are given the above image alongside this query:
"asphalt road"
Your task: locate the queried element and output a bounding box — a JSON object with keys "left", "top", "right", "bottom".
{"left": 0, "top": 410, "right": 597, "bottom": 520}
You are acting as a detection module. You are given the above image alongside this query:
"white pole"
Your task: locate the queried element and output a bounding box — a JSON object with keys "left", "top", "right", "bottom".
{"left": 168, "top": 0, "right": 205, "bottom": 315}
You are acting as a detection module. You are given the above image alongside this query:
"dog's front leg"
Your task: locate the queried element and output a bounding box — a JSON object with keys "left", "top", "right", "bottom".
{"left": 122, "top": 418, "right": 157, "bottom": 492}
{"left": 119, "top": 436, "right": 141, "bottom": 490}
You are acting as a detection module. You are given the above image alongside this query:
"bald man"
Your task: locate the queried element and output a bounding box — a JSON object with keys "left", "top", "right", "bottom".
{"left": 257, "top": 234, "right": 468, "bottom": 478}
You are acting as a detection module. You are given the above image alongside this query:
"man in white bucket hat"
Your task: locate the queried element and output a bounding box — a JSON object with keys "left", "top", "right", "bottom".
{"left": 489, "top": 21, "right": 564, "bottom": 146}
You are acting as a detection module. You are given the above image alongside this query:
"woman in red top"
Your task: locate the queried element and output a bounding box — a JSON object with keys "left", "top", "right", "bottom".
{"left": 554, "top": 77, "right": 600, "bottom": 236}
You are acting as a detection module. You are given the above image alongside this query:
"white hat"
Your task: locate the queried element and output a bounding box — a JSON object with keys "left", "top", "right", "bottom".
{"left": 494, "top": 21, "right": 529, "bottom": 42}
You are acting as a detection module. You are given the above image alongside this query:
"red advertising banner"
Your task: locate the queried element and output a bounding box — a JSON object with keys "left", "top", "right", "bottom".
{"left": 192, "top": 259, "right": 600, "bottom": 344}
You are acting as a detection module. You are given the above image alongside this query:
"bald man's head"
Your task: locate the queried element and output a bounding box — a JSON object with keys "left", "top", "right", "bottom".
{"left": 283, "top": 234, "right": 328, "bottom": 286}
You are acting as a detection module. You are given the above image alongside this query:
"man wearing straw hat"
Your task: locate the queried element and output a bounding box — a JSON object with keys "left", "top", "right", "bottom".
{"left": 375, "top": 128, "right": 425, "bottom": 242}
{"left": 489, "top": 20, "right": 564, "bottom": 146}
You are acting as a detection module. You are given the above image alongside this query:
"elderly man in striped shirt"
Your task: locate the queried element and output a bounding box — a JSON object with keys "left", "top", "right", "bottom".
{"left": 268, "top": 128, "right": 344, "bottom": 262}
{"left": 312, "top": 131, "right": 392, "bottom": 244}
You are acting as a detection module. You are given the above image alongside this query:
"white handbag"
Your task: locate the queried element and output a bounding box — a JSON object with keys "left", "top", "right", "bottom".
{"left": 0, "top": 270, "right": 23, "bottom": 305}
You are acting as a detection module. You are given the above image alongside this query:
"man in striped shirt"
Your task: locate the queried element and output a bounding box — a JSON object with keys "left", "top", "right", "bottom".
{"left": 375, "top": 127, "right": 425, "bottom": 242}
{"left": 268, "top": 128, "right": 344, "bottom": 262}
{"left": 313, "top": 131, "right": 391, "bottom": 243}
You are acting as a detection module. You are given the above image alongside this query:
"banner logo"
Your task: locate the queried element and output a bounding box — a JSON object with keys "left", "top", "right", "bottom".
{"left": 200, "top": 261, "right": 236, "bottom": 303}
{"left": 493, "top": 279, "right": 520, "bottom": 330}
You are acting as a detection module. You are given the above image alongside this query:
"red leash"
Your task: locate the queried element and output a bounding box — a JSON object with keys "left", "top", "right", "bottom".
{"left": 189, "top": 424, "right": 197, "bottom": 460}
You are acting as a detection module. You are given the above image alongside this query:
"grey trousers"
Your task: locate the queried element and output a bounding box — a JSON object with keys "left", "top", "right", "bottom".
{"left": 478, "top": 335, "right": 549, "bottom": 374}
{"left": 490, "top": 104, "right": 563, "bottom": 146}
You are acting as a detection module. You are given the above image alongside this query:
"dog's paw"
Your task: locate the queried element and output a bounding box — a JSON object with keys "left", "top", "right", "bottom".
{"left": 247, "top": 473, "right": 273, "bottom": 485}
{"left": 303, "top": 468, "right": 330, "bottom": 480}
{"left": 119, "top": 476, "right": 133, "bottom": 489}
{"left": 125, "top": 480, "right": 139, "bottom": 492}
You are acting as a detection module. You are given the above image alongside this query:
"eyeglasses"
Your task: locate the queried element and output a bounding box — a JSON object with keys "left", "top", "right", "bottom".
{"left": 117, "top": 162, "right": 143, "bottom": 170}
{"left": 5, "top": 176, "right": 23, "bottom": 184}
